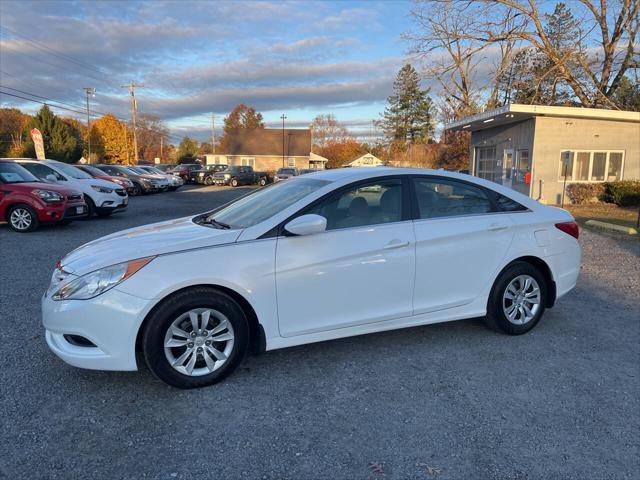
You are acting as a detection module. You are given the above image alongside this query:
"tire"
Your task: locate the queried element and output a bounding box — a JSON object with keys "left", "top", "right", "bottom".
{"left": 258, "top": 177, "right": 267, "bottom": 186}
{"left": 131, "top": 183, "right": 142, "bottom": 196}
{"left": 7, "top": 204, "right": 39, "bottom": 232}
{"left": 84, "top": 196, "right": 96, "bottom": 218}
{"left": 204, "top": 176, "right": 213, "bottom": 186}
{"left": 484, "top": 261, "right": 548, "bottom": 335}
{"left": 230, "top": 178, "right": 238, "bottom": 187}
{"left": 142, "top": 287, "right": 249, "bottom": 389}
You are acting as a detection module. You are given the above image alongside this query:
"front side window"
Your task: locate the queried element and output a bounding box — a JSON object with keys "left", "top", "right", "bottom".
{"left": 0, "top": 162, "right": 40, "bottom": 183}
{"left": 413, "top": 178, "right": 492, "bottom": 219}
{"left": 208, "top": 178, "right": 330, "bottom": 229}
{"left": 306, "top": 179, "right": 403, "bottom": 230}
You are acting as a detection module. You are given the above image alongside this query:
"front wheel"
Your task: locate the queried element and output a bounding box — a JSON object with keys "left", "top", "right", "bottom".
{"left": 258, "top": 177, "right": 267, "bottom": 186}
{"left": 230, "top": 178, "right": 238, "bottom": 187}
{"left": 484, "top": 261, "right": 547, "bottom": 335}
{"left": 7, "top": 204, "right": 39, "bottom": 232}
{"left": 142, "top": 287, "right": 249, "bottom": 389}
{"left": 204, "top": 176, "right": 213, "bottom": 186}
{"left": 131, "top": 183, "right": 142, "bottom": 196}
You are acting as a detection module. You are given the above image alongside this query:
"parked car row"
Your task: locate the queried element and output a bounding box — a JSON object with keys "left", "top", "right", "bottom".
{"left": 0, "top": 158, "right": 186, "bottom": 233}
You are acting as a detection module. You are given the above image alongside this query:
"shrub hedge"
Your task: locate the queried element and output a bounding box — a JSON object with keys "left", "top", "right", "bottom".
{"left": 602, "top": 180, "right": 640, "bottom": 207}
{"left": 566, "top": 183, "right": 605, "bottom": 204}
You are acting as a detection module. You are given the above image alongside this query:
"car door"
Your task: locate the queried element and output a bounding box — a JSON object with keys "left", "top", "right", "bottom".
{"left": 275, "top": 177, "right": 415, "bottom": 337}
{"left": 411, "top": 176, "right": 515, "bottom": 315}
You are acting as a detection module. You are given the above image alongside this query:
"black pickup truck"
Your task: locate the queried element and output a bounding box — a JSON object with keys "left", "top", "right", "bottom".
{"left": 212, "top": 165, "right": 270, "bottom": 187}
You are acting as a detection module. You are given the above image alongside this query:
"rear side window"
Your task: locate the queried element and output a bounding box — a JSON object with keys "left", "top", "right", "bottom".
{"left": 20, "top": 162, "right": 65, "bottom": 181}
{"left": 413, "top": 178, "right": 492, "bottom": 219}
{"left": 494, "top": 194, "right": 527, "bottom": 212}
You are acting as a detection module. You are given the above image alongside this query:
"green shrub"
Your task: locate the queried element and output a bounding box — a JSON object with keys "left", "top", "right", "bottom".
{"left": 602, "top": 181, "right": 640, "bottom": 207}
{"left": 566, "top": 183, "right": 605, "bottom": 204}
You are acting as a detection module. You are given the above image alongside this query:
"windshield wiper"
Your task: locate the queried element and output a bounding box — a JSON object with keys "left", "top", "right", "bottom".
{"left": 200, "top": 217, "right": 231, "bottom": 229}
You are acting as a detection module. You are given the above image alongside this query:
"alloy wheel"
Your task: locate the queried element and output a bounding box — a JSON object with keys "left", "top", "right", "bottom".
{"left": 502, "top": 274, "right": 541, "bottom": 325}
{"left": 163, "top": 308, "right": 235, "bottom": 376}
{"left": 10, "top": 208, "right": 32, "bottom": 231}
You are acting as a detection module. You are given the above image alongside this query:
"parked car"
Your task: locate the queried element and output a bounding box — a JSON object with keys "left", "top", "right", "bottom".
{"left": 94, "top": 164, "right": 165, "bottom": 196}
{"left": 127, "top": 167, "right": 171, "bottom": 191}
{"left": 42, "top": 168, "right": 581, "bottom": 388}
{"left": 171, "top": 163, "right": 201, "bottom": 182}
{"left": 212, "top": 165, "right": 269, "bottom": 187}
{"left": 299, "top": 168, "right": 321, "bottom": 175}
{"left": 75, "top": 164, "right": 135, "bottom": 194}
{"left": 195, "top": 164, "right": 228, "bottom": 185}
{"left": 14, "top": 159, "right": 127, "bottom": 218}
{"left": 0, "top": 160, "right": 87, "bottom": 232}
{"left": 274, "top": 167, "right": 299, "bottom": 182}
{"left": 137, "top": 166, "right": 183, "bottom": 191}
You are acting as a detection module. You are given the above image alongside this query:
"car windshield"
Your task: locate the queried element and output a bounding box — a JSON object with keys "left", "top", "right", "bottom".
{"left": 0, "top": 162, "right": 40, "bottom": 183}
{"left": 80, "top": 165, "right": 107, "bottom": 177}
{"left": 52, "top": 161, "right": 93, "bottom": 179}
{"left": 277, "top": 168, "right": 296, "bottom": 175}
{"left": 205, "top": 178, "right": 330, "bottom": 229}
{"left": 129, "top": 167, "right": 149, "bottom": 174}
{"left": 121, "top": 167, "right": 140, "bottom": 175}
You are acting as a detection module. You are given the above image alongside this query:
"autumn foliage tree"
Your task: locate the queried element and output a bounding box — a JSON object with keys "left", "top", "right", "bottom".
{"left": 92, "top": 114, "right": 134, "bottom": 164}
{"left": 219, "top": 104, "right": 264, "bottom": 152}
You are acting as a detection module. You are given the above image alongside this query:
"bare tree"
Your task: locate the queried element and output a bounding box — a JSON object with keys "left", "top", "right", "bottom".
{"left": 309, "top": 114, "right": 348, "bottom": 149}
{"left": 413, "top": 0, "right": 639, "bottom": 109}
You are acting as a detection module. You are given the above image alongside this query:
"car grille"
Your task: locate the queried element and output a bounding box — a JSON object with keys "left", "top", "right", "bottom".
{"left": 66, "top": 194, "right": 82, "bottom": 201}
{"left": 115, "top": 188, "right": 126, "bottom": 196}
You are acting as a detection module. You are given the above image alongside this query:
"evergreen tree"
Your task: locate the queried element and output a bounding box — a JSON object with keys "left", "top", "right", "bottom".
{"left": 220, "top": 104, "right": 264, "bottom": 152}
{"left": 176, "top": 136, "right": 199, "bottom": 162}
{"left": 379, "top": 64, "right": 433, "bottom": 146}
{"left": 23, "top": 105, "right": 80, "bottom": 163}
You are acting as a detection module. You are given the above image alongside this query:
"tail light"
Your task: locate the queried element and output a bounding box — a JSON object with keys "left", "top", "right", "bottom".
{"left": 555, "top": 221, "right": 579, "bottom": 239}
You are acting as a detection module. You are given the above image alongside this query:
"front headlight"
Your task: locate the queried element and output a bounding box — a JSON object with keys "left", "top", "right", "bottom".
{"left": 51, "top": 257, "right": 154, "bottom": 301}
{"left": 91, "top": 185, "right": 114, "bottom": 194}
{"left": 224, "top": 173, "right": 231, "bottom": 178}
{"left": 33, "top": 189, "right": 63, "bottom": 202}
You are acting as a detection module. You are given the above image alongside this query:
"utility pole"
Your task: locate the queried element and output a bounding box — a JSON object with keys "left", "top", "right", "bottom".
{"left": 121, "top": 81, "right": 144, "bottom": 163}
{"left": 280, "top": 113, "right": 287, "bottom": 168}
{"left": 211, "top": 113, "right": 216, "bottom": 154}
{"left": 160, "top": 135, "right": 164, "bottom": 162}
{"left": 83, "top": 87, "right": 95, "bottom": 162}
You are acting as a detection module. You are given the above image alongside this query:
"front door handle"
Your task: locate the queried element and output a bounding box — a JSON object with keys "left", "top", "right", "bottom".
{"left": 383, "top": 240, "right": 410, "bottom": 250}
{"left": 488, "top": 223, "right": 509, "bottom": 232}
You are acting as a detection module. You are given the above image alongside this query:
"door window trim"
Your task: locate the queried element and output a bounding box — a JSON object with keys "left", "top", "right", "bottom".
{"left": 264, "top": 175, "right": 412, "bottom": 238}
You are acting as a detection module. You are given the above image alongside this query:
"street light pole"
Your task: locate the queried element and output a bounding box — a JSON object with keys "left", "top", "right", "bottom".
{"left": 83, "top": 87, "right": 95, "bottom": 162}
{"left": 280, "top": 113, "right": 287, "bottom": 168}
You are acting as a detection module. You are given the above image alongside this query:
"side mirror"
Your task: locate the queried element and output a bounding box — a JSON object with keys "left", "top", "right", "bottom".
{"left": 284, "top": 214, "right": 327, "bottom": 236}
{"left": 45, "top": 174, "right": 58, "bottom": 182}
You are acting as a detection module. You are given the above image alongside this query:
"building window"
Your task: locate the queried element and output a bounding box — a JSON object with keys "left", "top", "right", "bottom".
{"left": 287, "top": 157, "right": 296, "bottom": 167}
{"left": 475, "top": 146, "right": 497, "bottom": 182}
{"left": 558, "top": 151, "right": 625, "bottom": 182}
{"left": 240, "top": 157, "right": 255, "bottom": 167}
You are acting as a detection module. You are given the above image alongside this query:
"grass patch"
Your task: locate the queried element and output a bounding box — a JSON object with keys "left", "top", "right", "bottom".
{"left": 567, "top": 203, "right": 639, "bottom": 233}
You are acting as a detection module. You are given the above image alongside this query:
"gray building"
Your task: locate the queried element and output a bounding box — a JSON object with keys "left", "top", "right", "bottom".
{"left": 446, "top": 104, "right": 640, "bottom": 204}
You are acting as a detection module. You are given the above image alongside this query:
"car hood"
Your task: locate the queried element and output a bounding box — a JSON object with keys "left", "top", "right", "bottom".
{"left": 60, "top": 216, "right": 242, "bottom": 275}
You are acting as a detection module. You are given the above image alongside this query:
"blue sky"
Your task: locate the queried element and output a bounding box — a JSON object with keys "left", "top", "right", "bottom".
{"left": 0, "top": 0, "right": 415, "bottom": 143}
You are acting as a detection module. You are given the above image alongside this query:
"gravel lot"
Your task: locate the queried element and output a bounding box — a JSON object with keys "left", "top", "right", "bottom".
{"left": 1, "top": 186, "right": 638, "bottom": 479}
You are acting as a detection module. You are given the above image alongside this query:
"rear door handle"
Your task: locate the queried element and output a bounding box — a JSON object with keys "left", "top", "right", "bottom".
{"left": 488, "top": 223, "right": 509, "bottom": 232}
{"left": 383, "top": 240, "right": 410, "bottom": 250}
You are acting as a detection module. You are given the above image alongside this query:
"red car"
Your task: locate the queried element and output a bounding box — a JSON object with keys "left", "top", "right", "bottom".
{"left": 75, "top": 164, "right": 135, "bottom": 194}
{"left": 0, "top": 160, "right": 87, "bottom": 232}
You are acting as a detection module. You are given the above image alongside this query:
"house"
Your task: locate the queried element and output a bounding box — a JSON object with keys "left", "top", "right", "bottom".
{"left": 446, "top": 104, "right": 640, "bottom": 204}
{"left": 214, "top": 128, "right": 326, "bottom": 172}
{"left": 346, "top": 153, "right": 384, "bottom": 167}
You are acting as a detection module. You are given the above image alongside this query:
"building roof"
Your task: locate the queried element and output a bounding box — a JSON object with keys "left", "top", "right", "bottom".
{"left": 309, "top": 151, "right": 329, "bottom": 163}
{"left": 225, "top": 128, "right": 311, "bottom": 156}
{"left": 446, "top": 104, "right": 640, "bottom": 132}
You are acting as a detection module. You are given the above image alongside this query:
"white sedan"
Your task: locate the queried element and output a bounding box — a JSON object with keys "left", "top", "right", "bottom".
{"left": 43, "top": 168, "right": 581, "bottom": 388}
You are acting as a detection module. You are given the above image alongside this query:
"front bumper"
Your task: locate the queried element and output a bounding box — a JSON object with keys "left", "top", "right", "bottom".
{"left": 42, "top": 287, "right": 151, "bottom": 371}
{"left": 95, "top": 195, "right": 128, "bottom": 214}
{"left": 63, "top": 202, "right": 89, "bottom": 219}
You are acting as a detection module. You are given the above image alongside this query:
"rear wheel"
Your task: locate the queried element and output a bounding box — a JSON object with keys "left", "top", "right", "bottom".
{"left": 7, "top": 204, "right": 39, "bottom": 232}
{"left": 142, "top": 287, "right": 249, "bottom": 389}
{"left": 484, "top": 261, "right": 547, "bottom": 335}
